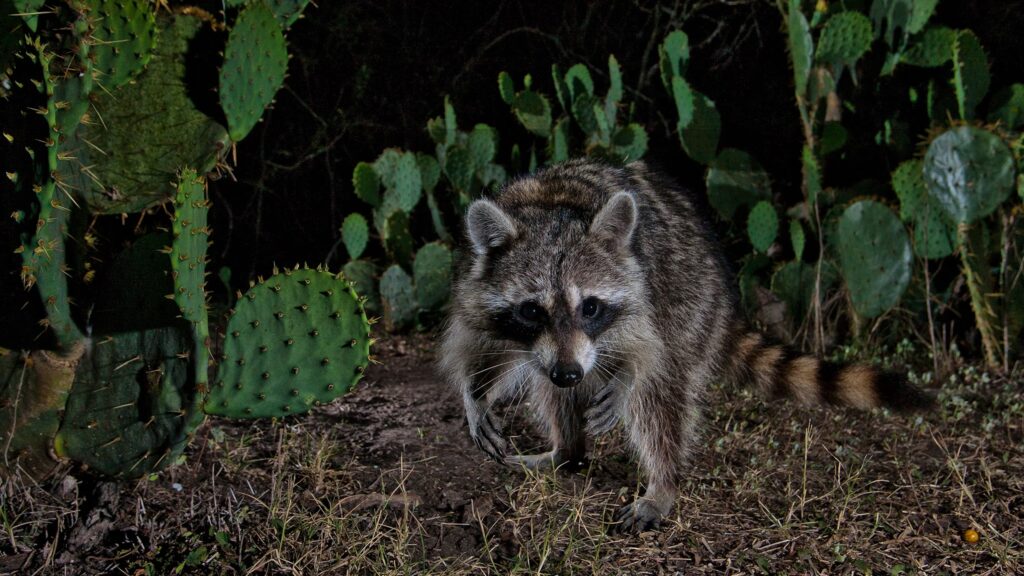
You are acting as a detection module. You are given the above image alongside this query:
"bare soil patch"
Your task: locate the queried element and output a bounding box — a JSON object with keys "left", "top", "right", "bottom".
{"left": 2, "top": 335, "right": 1022, "bottom": 574}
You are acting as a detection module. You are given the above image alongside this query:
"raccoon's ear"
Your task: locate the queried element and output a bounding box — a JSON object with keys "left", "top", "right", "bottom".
{"left": 589, "top": 192, "right": 637, "bottom": 251}
{"left": 466, "top": 199, "right": 517, "bottom": 255}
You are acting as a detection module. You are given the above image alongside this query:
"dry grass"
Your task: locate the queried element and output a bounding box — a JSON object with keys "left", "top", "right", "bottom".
{"left": 1, "top": 337, "right": 1022, "bottom": 575}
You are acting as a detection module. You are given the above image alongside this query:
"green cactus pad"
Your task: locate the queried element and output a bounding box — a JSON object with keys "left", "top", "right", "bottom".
{"left": 551, "top": 63, "right": 569, "bottom": 110}
{"left": 787, "top": 0, "right": 812, "bottom": 95}
{"left": 747, "top": 201, "right": 778, "bottom": 253}
{"left": 444, "top": 145, "right": 475, "bottom": 192}
{"left": 548, "top": 118, "right": 570, "bottom": 164}
{"left": 511, "top": 89, "right": 552, "bottom": 138}
{"left": 219, "top": 2, "right": 289, "bottom": 142}
{"left": 79, "top": 14, "right": 230, "bottom": 214}
{"left": 658, "top": 30, "right": 689, "bottom": 91}
{"left": 564, "top": 63, "right": 594, "bottom": 102}
{"left": 416, "top": 153, "right": 441, "bottom": 191}
{"left": 352, "top": 161, "right": 381, "bottom": 207}
{"left": 892, "top": 159, "right": 955, "bottom": 259}
{"left": 610, "top": 124, "right": 648, "bottom": 163}
{"left": 413, "top": 242, "right": 452, "bottom": 312}
{"left": 0, "top": 346, "right": 81, "bottom": 479}
{"left": 12, "top": 0, "right": 45, "bottom": 31}
{"left": 91, "top": 0, "right": 157, "bottom": 90}
{"left": 380, "top": 264, "right": 416, "bottom": 332}
{"left": 670, "top": 76, "right": 694, "bottom": 129}
{"left": 479, "top": 164, "right": 507, "bottom": 189}
{"left": 952, "top": 30, "right": 990, "bottom": 120}
{"left": 678, "top": 91, "right": 719, "bottom": 164}
{"left": 380, "top": 151, "right": 422, "bottom": 214}
{"left": 901, "top": 26, "right": 954, "bottom": 67}
{"left": 923, "top": 126, "right": 1014, "bottom": 225}
{"left": 382, "top": 209, "right": 413, "bottom": 269}
{"left": 706, "top": 149, "right": 772, "bottom": 220}
{"left": 170, "top": 169, "right": 210, "bottom": 329}
{"left": 468, "top": 124, "right": 498, "bottom": 171}
{"left": 988, "top": 84, "right": 1024, "bottom": 130}
{"left": 836, "top": 200, "right": 912, "bottom": 319}
{"left": 815, "top": 11, "right": 873, "bottom": 65}
{"left": 341, "top": 213, "right": 369, "bottom": 260}
{"left": 606, "top": 54, "right": 622, "bottom": 109}
{"left": 802, "top": 145, "right": 822, "bottom": 203}
{"left": 343, "top": 259, "right": 379, "bottom": 315}
{"left": 771, "top": 260, "right": 838, "bottom": 324}
{"left": 789, "top": 220, "right": 806, "bottom": 262}
{"left": 498, "top": 71, "right": 515, "bottom": 104}
{"left": 208, "top": 267, "right": 371, "bottom": 419}
{"left": 56, "top": 326, "right": 199, "bottom": 477}
{"left": 268, "top": 0, "right": 310, "bottom": 29}
{"left": 571, "top": 93, "right": 601, "bottom": 136}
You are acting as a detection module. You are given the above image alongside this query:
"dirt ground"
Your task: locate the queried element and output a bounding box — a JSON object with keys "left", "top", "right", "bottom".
{"left": 2, "top": 334, "right": 1022, "bottom": 575}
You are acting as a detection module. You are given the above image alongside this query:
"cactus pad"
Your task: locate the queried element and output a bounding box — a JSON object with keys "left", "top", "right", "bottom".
{"left": 902, "top": 26, "right": 954, "bottom": 67}
{"left": 892, "top": 159, "right": 955, "bottom": 259}
{"left": 789, "top": 220, "right": 806, "bottom": 261}
{"left": 56, "top": 326, "right": 198, "bottom": 477}
{"left": 382, "top": 209, "right": 413, "bottom": 269}
{"left": 468, "top": 124, "right": 498, "bottom": 171}
{"left": 498, "top": 71, "right": 515, "bottom": 104}
{"left": 343, "top": 259, "right": 379, "bottom": 315}
{"left": 219, "top": 2, "right": 289, "bottom": 142}
{"left": 383, "top": 151, "right": 422, "bottom": 214}
{"left": 511, "top": 89, "right": 552, "bottom": 138}
{"left": 658, "top": 30, "right": 689, "bottom": 91}
{"left": 90, "top": 0, "right": 157, "bottom": 90}
{"left": 988, "top": 83, "right": 1024, "bottom": 130}
{"left": 208, "top": 267, "right": 371, "bottom": 418}
{"left": 79, "top": 14, "right": 230, "bottom": 214}
{"left": 610, "top": 124, "right": 648, "bottom": 162}
{"left": 413, "top": 242, "right": 452, "bottom": 312}
{"left": 836, "top": 200, "right": 912, "bottom": 318}
{"left": 771, "top": 260, "right": 837, "bottom": 324}
{"left": 705, "top": 149, "right": 772, "bottom": 220}
{"left": 678, "top": 91, "right": 719, "bottom": 164}
{"left": 444, "top": 145, "right": 475, "bottom": 192}
{"left": 170, "top": 169, "right": 210, "bottom": 328}
{"left": 747, "top": 201, "right": 778, "bottom": 253}
{"left": 416, "top": 153, "right": 441, "bottom": 191}
{"left": 787, "top": 0, "right": 812, "bottom": 95}
{"left": 548, "top": 118, "right": 570, "bottom": 163}
{"left": 341, "top": 213, "right": 369, "bottom": 260}
{"left": 670, "top": 75, "right": 694, "bottom": 129}
{"left": 815, "top": 11, "right": 873, "bottom": 66}
{"left": 268, "top": 0, "right": 310, "bottom": 29}
{"left": 352, "top": 161, "right": 381, "bottom": 207}
{"left": 380, "top": 264, "right": 416, "bottom": 332}
{"left": 923, "top": 126, "right": 1014, "bottom": 225}
{"left": 951, "top": 30, "right": 989, "bottom": 120}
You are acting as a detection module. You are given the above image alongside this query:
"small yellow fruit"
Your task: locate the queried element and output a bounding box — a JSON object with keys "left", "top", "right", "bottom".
{"left": 962, "top": 528, "right": 980, "bottom": 544}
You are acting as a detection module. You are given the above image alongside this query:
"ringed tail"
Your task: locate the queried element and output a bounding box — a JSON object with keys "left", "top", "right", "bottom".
{"left": 731, "top": 331, "right": 934, "bottom": 412}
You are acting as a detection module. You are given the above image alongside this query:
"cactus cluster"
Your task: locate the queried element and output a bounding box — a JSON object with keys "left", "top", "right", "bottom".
{"left": 835, "top": 200, "right": 913, "bottom": 319}
{"left": 1, "top": 2, "right": 374, "bottom": 481}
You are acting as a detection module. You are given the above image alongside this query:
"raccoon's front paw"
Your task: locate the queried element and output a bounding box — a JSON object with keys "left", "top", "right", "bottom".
{"left": 610, "top": 499, "right": 666, "bottom": 533}
{"left": 470, "top": 411, "right": 507, "bottom": 463}
{"left": 584, "top": 384, "right": 621, "bottom": 436}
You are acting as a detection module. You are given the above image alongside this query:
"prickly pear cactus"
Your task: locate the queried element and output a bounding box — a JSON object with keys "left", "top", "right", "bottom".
{"left": 771, "top": 260, "right": 837, "bottom": 325}
{"left": 268, "top": 0, "right": 311, "bottom": 29}
{"left": 207, "top": 267, "right": 372, "bottom": 418}
{"left": 511, "top": 89, "right": 553, "bottom": 138}
{"left": 352, "top": 161, "right": 381, "bottom": 207}
{"left": 413, "top": 242, "right": 452, "bottom": 312}
{"left": 170, "top": 170, "right": 211, "bottom": 391}
{"left": 747, "top": 201, "right": 778, "bottom": 253}
{"left": 678, "top": 91, "right": 719, "bottom": 164}
{"left": 835, "top": 200, "right": 912, "bottom": 319}
{"left": 56, "top": 326, "right": 198, "bottom": 477}
{"left": 380, "top": 264, "right": 416, "bottom": 332}
{"left": 815, "top": 11, "right": 873, "bottom": 67}
{"left": 342, "top": 213, "right": 369, "bottom": 260}
{"left": 951, "top": 30, "right": 990, "bottom": 120}
{"left": 902, "top": 26, "right": 955, "bottom": 67}
{"left": 79, "top": 13, "right": 230, "bottom": 214}
{"left": 0, "top": 345, "right": 83, "bottom": 479}
{"left": 90, "top": 0, "right": 157, "bottom": 90}
{"left": 922, "top": 126, "right": 1015, "bottom": 226}
{"left": 382, "top": 210, "right": 413, "bottom": 269}
{"left": 892, "top": 159, "right": 956, "bottom": 259}
{"left": 219, "top": 2, "right": 289, "bottom": 142}
{"left": 658, "top": 30, "right": 689, "bottom": 91}
{"left": 705, "top": 149, "right": 772, "bottom": 220}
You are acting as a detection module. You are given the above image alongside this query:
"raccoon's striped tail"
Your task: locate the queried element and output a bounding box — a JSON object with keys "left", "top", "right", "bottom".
{"left": 730, "top": 331, "right": 934, "bottom": 412}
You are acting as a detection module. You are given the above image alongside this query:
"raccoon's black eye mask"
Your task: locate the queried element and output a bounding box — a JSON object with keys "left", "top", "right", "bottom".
{"left": 580, "top": 297, "right": 618, "bottom": 338}
{"left": 490, "top": 300, "right": 547, "bottom": 343}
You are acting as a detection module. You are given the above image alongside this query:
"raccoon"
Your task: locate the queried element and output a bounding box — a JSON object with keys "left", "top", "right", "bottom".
{"left": 439, "top": 159, "right": 932, "bottom": 532}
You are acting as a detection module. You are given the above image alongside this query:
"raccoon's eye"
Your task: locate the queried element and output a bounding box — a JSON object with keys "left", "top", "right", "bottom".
{"left": 518, "top": 301, "right": 545, "bottom": 322}
{"left": 581, "top": 297, "right": 602, "bottom": 319}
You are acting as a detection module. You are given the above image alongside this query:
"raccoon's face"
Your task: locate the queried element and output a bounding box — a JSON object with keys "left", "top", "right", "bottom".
{"left": 463, "top": 191, "right": 641, "bottom": 388}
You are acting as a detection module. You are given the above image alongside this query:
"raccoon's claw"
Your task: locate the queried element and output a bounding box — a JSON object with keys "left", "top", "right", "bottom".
{"left": 471, "top": 412, "right": 507, "bottom": 463}
{"left": 585, "top": 386, "right": 621, "bottom": 436}
{"left": 610, "top": 500, "right": 664, "bottom": 534}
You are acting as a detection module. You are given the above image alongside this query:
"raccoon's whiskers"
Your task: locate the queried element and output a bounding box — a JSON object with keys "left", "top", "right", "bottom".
{"left": 469, "top": 358, "right": 528, "bottom": 378}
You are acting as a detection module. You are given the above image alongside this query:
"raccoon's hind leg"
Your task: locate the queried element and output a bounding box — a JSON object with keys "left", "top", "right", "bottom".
{"left": 505, "top": 380, "right": 588, "bottom": 472}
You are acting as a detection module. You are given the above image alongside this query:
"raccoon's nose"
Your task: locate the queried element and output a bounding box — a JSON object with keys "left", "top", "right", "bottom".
{"left": 549, "top": 362, "right": 583, "bottom": 388}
